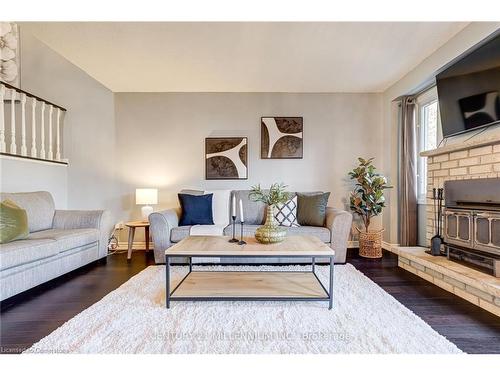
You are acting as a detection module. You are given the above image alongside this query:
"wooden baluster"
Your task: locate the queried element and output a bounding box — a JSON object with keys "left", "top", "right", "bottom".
{"left": 20, "top": 93, "right": 27, "bottom": 156}
{"left": 55, "top": 108, "right": 61, "bottom": 161}
{"left": 40, "top": 102, "right": 46, "bottom": 159}
{"left": 30, "top": 98, "right": 37, "bottom": 157}
{"left": 48, "top": 105, "right": 53, "bottom": 159}
{"left": 0, "top": 84, "right": 5, "bottom": 152}
{"left": 10, "top": 89, "right": 16, "bottom": 154}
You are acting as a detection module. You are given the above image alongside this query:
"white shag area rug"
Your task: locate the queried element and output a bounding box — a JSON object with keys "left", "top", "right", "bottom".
{"left": 25, "top": 264, "right": 462, "bottom": 354}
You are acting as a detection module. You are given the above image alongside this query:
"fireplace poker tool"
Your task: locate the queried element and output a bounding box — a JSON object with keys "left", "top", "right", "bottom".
{"left": 430, "top": 188, "right": 444, "bottom": 256}
{"left": 438, "top": 188, "right": 444, "bottom": 238}
{"left": 432, "top": 188, "right": 438, "bottom": 234}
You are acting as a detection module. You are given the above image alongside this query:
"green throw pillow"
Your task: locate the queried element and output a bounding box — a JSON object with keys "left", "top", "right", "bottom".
{"left": 296, "top": 192, "right": 331, "bottom": 227}
{"left": 0, "top": 199, "right": 29, "bottom": 244}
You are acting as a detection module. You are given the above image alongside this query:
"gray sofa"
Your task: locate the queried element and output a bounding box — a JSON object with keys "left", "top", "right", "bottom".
{"left": 150, "top": 190, "right": 352, "bottom": 264}
{"left": 0, "top": 191, "right": 112, "bottom": 301}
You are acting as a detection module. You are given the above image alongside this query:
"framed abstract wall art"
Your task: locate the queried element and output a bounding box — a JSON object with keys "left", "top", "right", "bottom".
{"left": 205, "top": 137, "right": 248, "bottom": 180}
{"left": 261, "top": 117, "right": 303, "bottom": 159}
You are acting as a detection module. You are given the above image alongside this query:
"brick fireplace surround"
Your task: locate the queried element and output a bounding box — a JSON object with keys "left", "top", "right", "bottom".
{"left": 394, "top": 136, "right": 500, "bottom": 317}
{"left": 424, "top": 138, "right": 500, "bottom": 244}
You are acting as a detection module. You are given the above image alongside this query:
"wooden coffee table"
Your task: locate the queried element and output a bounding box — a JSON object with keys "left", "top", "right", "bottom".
{"left": 164, "top": 235, "right": 335, "bottom": 309}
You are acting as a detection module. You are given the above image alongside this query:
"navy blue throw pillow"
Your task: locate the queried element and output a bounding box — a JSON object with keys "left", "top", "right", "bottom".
{"left": 178, "top": 193, "right": 214, "bottom": 226}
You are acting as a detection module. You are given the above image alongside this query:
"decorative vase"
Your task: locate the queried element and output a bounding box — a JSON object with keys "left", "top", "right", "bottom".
{"left": 357, "top": 228, "right": 384, "bottom": 258}
{"left": 254, "top": 205, "right": 287, "bottom": 244}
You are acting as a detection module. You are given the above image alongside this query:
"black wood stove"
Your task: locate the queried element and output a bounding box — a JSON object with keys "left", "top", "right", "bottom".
{"left": 443, "top": 178, "right": 500, "bottom": 277}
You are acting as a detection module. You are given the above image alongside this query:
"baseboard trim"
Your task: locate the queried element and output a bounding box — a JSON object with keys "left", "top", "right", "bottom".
{"left": 120, "top": 240, "right": 364, "bottom": 251}
{"left": 117, "top": 242, "right": 152, "bottom": 251}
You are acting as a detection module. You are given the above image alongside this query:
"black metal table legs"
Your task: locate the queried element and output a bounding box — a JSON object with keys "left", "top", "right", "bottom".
{"left": 329, "top": 257, "right": 334, "bottom": 310}
{"left": 165, "top": 256, "right": 170, "bottom": 309}
{"left": 165, "top": 255, "right": 334, "bottom": 310}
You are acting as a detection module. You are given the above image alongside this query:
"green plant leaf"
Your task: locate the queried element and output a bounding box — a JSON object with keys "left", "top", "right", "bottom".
{"left": 347, "top": 157, "right": 392, "bottom": 231}
{"left": 249, "top": 183, "right": 291, "bottom": 206}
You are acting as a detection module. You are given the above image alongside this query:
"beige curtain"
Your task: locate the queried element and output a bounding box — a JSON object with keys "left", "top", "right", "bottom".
{"left": 398, "top": 96, "right": 418, "bottom": 246}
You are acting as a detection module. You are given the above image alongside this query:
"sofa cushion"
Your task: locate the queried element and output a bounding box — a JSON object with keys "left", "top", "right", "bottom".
{"left": 178, "top": 193, "right": 214, "bottom": 226}
{"left": 274, "top": 195, "right": 299, "bottom": 227}
{"left": 0, "top": 239, "right": 59, "bottom": 270}
{"left": 28, "top": 228, "right": 99, "bottom": 252}
{"left": 180, "top": 189, "right": 204, "bottom": 196}
{"left": 297, "top": 192, "right": 331, "bottom": 227}
{"left": 170, "top": 226, "right": 192, "bottom": 242}
{"left": 233, "top": 190, "right": 267, "bottom": 225}
{"left": 204, "top": 190, "right": 231, "bottom": 227}
{"left": 0, "top": 228, "right": 99, "bottom": 270}
{"left": 287, "top": 226, "right": 331, "bottom": 242}
{"left": 0, "top": 191, "right": 55, "bottom": 233}
{"left": 0, "top": 200, "right": 29, "bottom": 243}
{"left": 222, "top": 224, "right": 331, "bottom": 243}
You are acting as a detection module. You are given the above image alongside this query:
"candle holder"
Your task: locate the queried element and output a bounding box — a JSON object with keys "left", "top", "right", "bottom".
{"left": 228, "top": 215, "right": 238, "bottom": 243}
{"left": 238, "top": 221, "right": 246, "bottom": 245}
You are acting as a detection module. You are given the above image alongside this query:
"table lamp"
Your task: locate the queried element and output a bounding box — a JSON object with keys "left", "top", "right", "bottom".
{"left": 136, "top": 188, "right": 158, "bottom": 221}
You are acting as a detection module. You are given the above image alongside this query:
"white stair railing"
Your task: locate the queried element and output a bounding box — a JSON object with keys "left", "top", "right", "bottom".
{"left": 40, "top": 102, "right": 45, "bottom": 159}
{"left": 20, "top": 93, "right": 27, "bottom": 156}
{"left": 56, "top": 108, "right": 61, "bottom": 161}
{"left": 1, "top": 81, "right": 67, "bottom": 163}
{"left": 48, "top": 105, "right": 53, "bottom": 160}
{"left": 30, "top": 97, "right": 37, "bottom": 158}
{"left": 10, "top": 88, "right": 16, "bottom": 154}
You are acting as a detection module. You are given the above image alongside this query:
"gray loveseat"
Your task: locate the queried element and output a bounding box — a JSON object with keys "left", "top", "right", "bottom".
{"left": 150, "top": 190, "right": 352, "bottom": 264}
{"left": 0, "top": 191, "right": 112, "bottom": 300}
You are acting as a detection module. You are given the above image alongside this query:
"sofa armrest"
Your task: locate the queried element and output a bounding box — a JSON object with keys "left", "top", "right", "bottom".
{"left": 53, "top": 210, "right": 113, "bottom": 258}
{"left": 325, "top": 207, "right": 353, "bottom": 263}
{"left": 149, "top": 209, "right": 179, "bottom": 264}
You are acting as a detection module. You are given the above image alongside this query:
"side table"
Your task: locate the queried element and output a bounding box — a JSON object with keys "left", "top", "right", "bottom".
{"left": 125, "top": 221, "right": 150, "bottom": 260}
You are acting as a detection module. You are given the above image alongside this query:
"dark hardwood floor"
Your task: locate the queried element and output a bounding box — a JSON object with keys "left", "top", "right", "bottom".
{"left": 1, "top": 249, "right": 499, "bottom": 354}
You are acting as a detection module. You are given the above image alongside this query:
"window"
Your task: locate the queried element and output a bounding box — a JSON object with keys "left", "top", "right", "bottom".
{"left": 416, "top": 87, "right": 441, "bottom": 204}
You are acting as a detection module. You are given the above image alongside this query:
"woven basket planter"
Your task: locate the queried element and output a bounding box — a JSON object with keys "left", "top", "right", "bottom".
{"left": 357, "top": 228, "right": 384, "bottom": 258}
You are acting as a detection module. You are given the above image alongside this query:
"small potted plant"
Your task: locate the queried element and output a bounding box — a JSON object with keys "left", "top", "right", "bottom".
{"left": 249, "top": 183, "right": 291, "bottom": 244}
{"left": 348, "top": 158, "right": 392, "bottom": 258}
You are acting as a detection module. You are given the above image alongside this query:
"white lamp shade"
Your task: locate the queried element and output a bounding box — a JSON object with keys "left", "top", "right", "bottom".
{"left": 136, "top": 188, "right": 158, "bottom": 205}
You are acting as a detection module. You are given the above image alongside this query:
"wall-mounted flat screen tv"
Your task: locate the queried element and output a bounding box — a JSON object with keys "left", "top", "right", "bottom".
{"left": 436, "top": 33, "right": 500, "bottom": 138}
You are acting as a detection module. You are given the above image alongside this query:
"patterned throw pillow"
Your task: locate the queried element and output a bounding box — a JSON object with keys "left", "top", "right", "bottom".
{"left": 275, "top": 196, "right": 300, "bottom": 227}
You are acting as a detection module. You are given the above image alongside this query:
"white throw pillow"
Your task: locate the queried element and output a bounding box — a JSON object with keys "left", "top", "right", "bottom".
{"left": 275, "top": 195, "right": 300, "bottom": 227}
{"left": 204, "top": 190, "right": 231, "bottom": 227}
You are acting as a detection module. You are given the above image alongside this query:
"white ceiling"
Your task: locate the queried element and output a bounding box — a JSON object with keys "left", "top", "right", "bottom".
{"left": 22, "top": 22, "right": 469, "bottom": 93}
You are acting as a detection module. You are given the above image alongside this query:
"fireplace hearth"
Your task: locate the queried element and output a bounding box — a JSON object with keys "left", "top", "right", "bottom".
{"left": 444, "top": 178, "right": 500, "bottom": 277}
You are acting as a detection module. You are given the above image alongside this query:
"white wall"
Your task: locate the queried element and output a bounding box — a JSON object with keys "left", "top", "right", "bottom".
{"left": 0, "top": 156, "right": 68, "bottom": 208}
{"left": 9, "top": 24, "right": 497, "bottom": 246}
{"left": 0, "top": 32, "right": 119, "bottom": 221}
{"left": 114, "top": 92, "right": 384, "bottom": 240}
{"left": 381, "top": 22, "right": 500, "bottom": 244}
{"left": 2, "top": 30, "right": 385, "bottom": 243}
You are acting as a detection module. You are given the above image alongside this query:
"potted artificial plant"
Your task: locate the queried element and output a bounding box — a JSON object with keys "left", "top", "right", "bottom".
{"left": 249, "top": 183, "right": 291, "bottom": 244}
{"left": 348, "top": 157, "right": 392, "bottom": 258}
